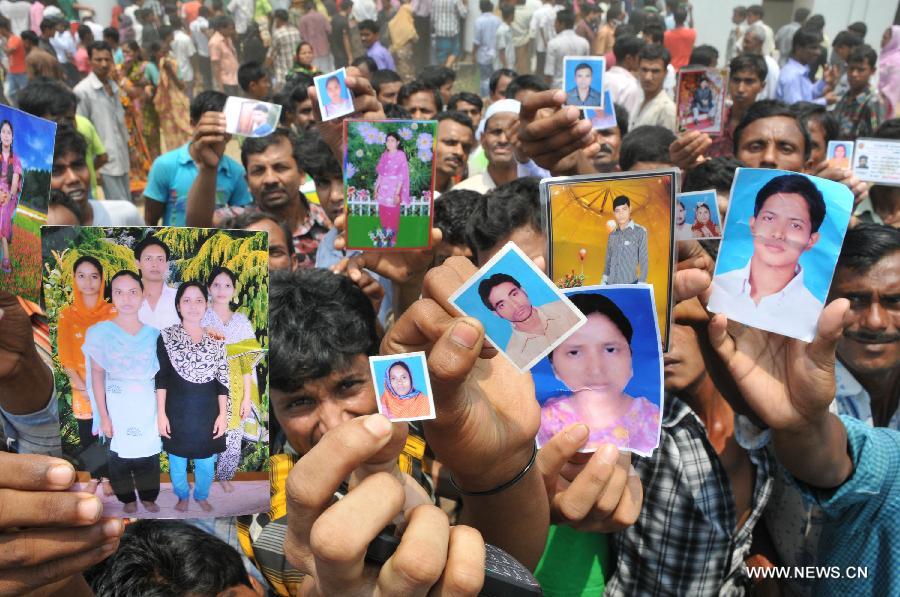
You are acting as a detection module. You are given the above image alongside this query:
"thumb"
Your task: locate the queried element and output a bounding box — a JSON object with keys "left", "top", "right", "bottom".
{"left": 806, "top": 298, "right": 851, "bottom": 372}
{"left": 537, "top": 424, "right": 590, "bottom": 483}
{"left": 707, "top": 313, "right": 736, "bottom": 365}
{"left": 426, "top": 318, "right": 485, "bottom": 420}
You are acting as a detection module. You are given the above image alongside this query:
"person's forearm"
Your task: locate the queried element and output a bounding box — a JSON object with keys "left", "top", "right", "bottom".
{"left": 156, "top": 389, "right": 167, "bottom": 418}
{"left": 92, "top": 366, "right": 109, "bottom": 421}
{"left": 771, "top": 412, "right": 853, "bottom": 490}
{"left": 218, "top": 394, "right": 227, "bottom": 419}
{"left": 185, "top": 165, "right": 218, "bottom": 227}
{"left": 211, "top": 61, "right": 222, "bottom": 90}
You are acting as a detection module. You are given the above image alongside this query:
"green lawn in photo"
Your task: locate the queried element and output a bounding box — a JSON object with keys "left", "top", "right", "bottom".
{"left": 347, "top": 214, "right": 431, "bottom": 249}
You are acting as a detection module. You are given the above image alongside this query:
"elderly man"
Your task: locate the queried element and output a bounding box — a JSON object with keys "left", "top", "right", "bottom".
{"left": 455, "top": 99, "right": 521, "bottom": 193}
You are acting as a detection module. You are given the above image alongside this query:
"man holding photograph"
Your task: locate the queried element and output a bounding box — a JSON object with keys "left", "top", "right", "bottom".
{"left": 478, "top": 272, "right": 582, "bottom": 367}
{"left": 709, "top": 173, "right": 825, "bottom": 340}
{"left": 602, "top": 195, "right": 649, "bottom": 284}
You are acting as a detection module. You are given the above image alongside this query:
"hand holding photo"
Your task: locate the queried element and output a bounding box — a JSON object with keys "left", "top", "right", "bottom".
{"left": 851, "top": 139, "right": 899, "bottom": 185}
{"left": 344, "top": 119, "right": 437, "bottom": 250}
{"left": 675, "top": 68, "right": 728, "bottom": 134}
{"left": 315, "top": 67, "right": 355, "bottom": 121}
{"left": 223, "top": 97, "right": 282, "bottom": 137}
{"left": 707, "top": 168, "right": 854, "bottom": 342}
{"left": 533, "top": 285, "right": 663, "bottom": 456}
{"left": 369, "top": 352, "right": 435, "bottom": 422}
{"left": 449, "top": 242, "right": 587, "bottom": 372}
{"left": 563, "top": 56, "right": 605, "bottom": 110}
{"left": 676, "top": 190, "right": 722, "bottom": 241}
{"left": 583, "top": 90, "right": 617, "bottom": 130}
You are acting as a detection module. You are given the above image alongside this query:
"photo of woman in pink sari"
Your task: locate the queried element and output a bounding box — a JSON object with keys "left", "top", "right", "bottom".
{"left": 0, "top": 119, "right": 23, "bottom": 274}
{"left": 373, "top": 132, "right": 410, "bottom": 247}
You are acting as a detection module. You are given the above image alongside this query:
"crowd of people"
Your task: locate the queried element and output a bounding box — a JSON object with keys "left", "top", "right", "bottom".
{"left": 0, "top": 0, "right": 899, "bottom": 595}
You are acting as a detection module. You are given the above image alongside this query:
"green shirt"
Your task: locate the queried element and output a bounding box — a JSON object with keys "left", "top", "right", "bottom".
{"left": 534, "top": 525, "right": 609, "bottom": 596}
{"left": 75, "top": 115, "right": 106, "bottom": 199}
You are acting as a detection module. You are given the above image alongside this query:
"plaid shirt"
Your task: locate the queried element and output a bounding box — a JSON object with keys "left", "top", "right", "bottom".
{"left": 605, "top": 395, "right": 775, "bottom": 597}
{"left": 833, "top": 86, "right": 886, "bottom": 141}
{"left": 269, "top": 24, "right": 302, "bottom": 82}
{"left": 431, "top": 0, "right": 467, "bottom": 38}
{"left": 292, "top": 201, "right": 331, "bottom": 269}
{"left": 603, "top": 220, "right": 649, "bottom": 284}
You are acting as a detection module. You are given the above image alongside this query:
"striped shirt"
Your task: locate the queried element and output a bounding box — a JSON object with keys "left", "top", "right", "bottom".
{"left": 603, "top": 219, "right": 649, "bottom": 284}
{"left": 431, "top": 0, "right": 467, "bottom": 38}
{"left": 269, "top": 25, "right": 302, "bottom": 83}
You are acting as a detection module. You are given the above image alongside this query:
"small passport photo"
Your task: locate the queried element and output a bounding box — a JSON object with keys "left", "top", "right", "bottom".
{"left": 540, "top": 169, "right": 677, "bottom": 349}
{"left": 315, "top": 67, "right": 355, "bottom": 121}
{"left": 707, "top": 168, "right": 854, "bottom": 342}
{"left": 343, "top": 119, "right": 436, "bottom": 250}
{"left": 532, "top": 285, "right": 663, "bottom": 457}
{"left": 563, "top": 56, "right": 606, "bottom": 110}
{"left": 675, "top": 67, "right": 728, "bottom": 135}
{"left": 43, "top": 225, "right": 271, "bottom": 518}
{"left": 369, "top": 352, "right": 436, "bottom": 422}
{"left": 223, "top": 97, "right": 282, "bottom": 137}
{"left": 826, "top": 140, "right": 854, "bottom": 168}
{"left": 0, "top": 104, "right": 56, "bottom": 303}
{"left": 449, "top": 241, "right": 587, "bottom": 372}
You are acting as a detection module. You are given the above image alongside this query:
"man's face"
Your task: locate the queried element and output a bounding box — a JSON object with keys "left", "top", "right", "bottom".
{"left": 846, "top": 60, "right": 874, "bottom": 91}
{"left": 736, "top": 115, "right": 806, "bottom": 171}
{"left": 742, "top": 33, "right": 763, "bottom": 54}
{"left": 250, "top": 77, "right": 272, "bottom": 99}
{"left": 796, "top": 43, "right": 821, "bottom": 66}
{"left": 831, "top": 252, "right": 900, "bottom": 374}
{"left": 639, "top": 58, "right": 665, "bottom": 95}
{"left": 491, "top": 74, "right": 513, "bottom": 103}
{"left": 435, "top": 119, "right": 474, "bottom": 179}
{"left": 676, "top": 202, "right": 685, "bottom": 225}
{"left": 402, "top": 90, "right": 438, "bottom": 120}
{"left": 834, "top": 44, "right": 852, "bottom": 61}
{"left": 251, "top": 109, "right": 267, "bottom": 128}
{"left": 488, "top": 281, "right": 533, "bottom": 323}
{"left": 439, "top": 81, "right": 454, "bottom": 106}
{"left": 575, "top": 67, "right": 592, "bottom": 93}
{"left": 136, "top": 245, "right": 168, "bottom": 283}
{"left": 245, "top": 137, "right": 304, "bottom": 211}
{"left": 271, "top": 354, "right": 377, "bottom": 454}
{"left": 749, "top": 192, "right": 819, "bottom": 270}
{"left": 804, "top": 117, "right": 826, "bottom": 166}
{"left": 315, "top": 174, "right": 344, "bottom": 223}
{"left": 482, "top": 112, "right": 516, "bottom": 168}
{"left": 245, "top": 218, "right": 295, "bottom": 271}
{"left": 294, "top": 98, "right": 314, "bottom": 130}
{"left": 746, "top": 12, "right": 759, "bottom": 24}
{"left": 359, "top": 28, "right": 375, "bottom": 48}
{"left": 663, "top": 323, "right": 707, "bottom": 392}
{"left": 591, "top": 127, "right": 622, "bottom": 170}
{"left": 871, "top": 186, "right": 900, "bottom": 227}
{"left": 455, "top": 100, "right": 482, "bottom": 130}
{"left": 729, "top": 70, "right": 763, "bottom": 109}
{"left": 613, "top": 202, "right": 631, "bottom": 226}
{"left": 377, "top": 81, "right": 402, "bottom": 105}
{"left": 90, "top": 49, "right": 113, "bottom": 80}
{"left": 51, "top": 150, "right": 90, "bottom": 205}
{"left": 732, "top": 9, "right": 744, "bottom": 25}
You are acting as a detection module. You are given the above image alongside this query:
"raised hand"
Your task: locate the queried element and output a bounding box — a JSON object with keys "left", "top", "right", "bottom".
{"left": 516, "top": 90, "right": 599, "bottom": 172}
{"left": 669, "top": 130, "right": 711, "bottom": 171}
{"left": 188, "top": 111, "right": 228, "bottom": 172}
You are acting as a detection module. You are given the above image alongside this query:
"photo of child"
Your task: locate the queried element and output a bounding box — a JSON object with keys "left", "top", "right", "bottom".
{"left": 43, "top": 226, "right": 270, "bottom": 518}
{"left": 344, "top": 119, "right": 436, "bottom": 250}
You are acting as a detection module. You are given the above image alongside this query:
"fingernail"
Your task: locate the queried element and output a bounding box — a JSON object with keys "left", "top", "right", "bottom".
{"left": 565, "top": 424, "right": 589, "bottom": 443}
{"left": 78, "top": 497, "right": 102, "bottom": 521}
{"left": 47, "top": 463, "right": 75, "bottom": 487}
{"left": 450, "top": 320, "right": 479, "bottom": 349}
{"left": 102, "top": 519, "right": 124, "bottom": 538}
{"left": 100, "top": 540, "right": 118, "bottom": 553}
{"left": 599, "top": 444, "right": 618, "bottom": 465}
{"left": 363, "top": 414, "right": 392, "bottom": 437}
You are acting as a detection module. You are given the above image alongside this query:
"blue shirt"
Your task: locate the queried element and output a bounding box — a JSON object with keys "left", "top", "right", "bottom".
{"left": 776, "top": 58, "right": 826, "bottom": 105}
{"left": 796, "top": 416, "right": 900, "bottom": 596}
{"left": 473, "top": 13, "right": 502, "bottom": 65}
{"left": 366, "top": 40, "right": 396, "bottom": 71}
{"left": 144, "top": 143, "right": 253, "bottom": 227}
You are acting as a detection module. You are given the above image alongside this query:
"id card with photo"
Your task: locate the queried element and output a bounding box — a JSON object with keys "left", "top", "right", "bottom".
{"left": 369, "top": 352, "right": 436, "bottom": 422}
{"left": 852, "top": 138, "right": 900, "bottom": 185}
{"left": 315, "top": 68, "right": 355, "bottom": 121}
{"left": 224, "top": 97, "right": 282, "bottom": 137}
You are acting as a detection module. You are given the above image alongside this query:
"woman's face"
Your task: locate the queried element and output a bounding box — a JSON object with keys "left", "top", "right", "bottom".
{"left": 696, "top": 205, "right": 710, "bottom": 224}
{"left": 0, "top": 123, "right": 12, "bottom": 149}
{"left": 386, "top": 135, "right": 399, "bottom": 151}
{"left": 110, "top": 275, "right": 142, "bottom": 314}
{"left": 178, "top": 286, "right": 207, "bottom": 324}
{"left": 298, "top": 44, "right": 314, "bottom": 65}
{"left": 74, "top": 262, "right": 102, "bottom": 298}
{"left": 389, "top": 364, "right": 412, "bottom": 395}
{"left": 209, "top": 272, "right": 235, "bottom": 305}
{"left": 550, "top": 312, "right": 633, "bottom": 399}
{"left": 123, "top": 45, "right": 135, "bottom": 62}
{"left": 326, "top": 78, "right": 342, "bottom": 103}
{"left": 883, "top": 27, "right": 893, "bottom": 49}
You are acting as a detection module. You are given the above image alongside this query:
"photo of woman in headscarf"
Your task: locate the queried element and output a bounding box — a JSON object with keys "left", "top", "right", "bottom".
{"left": 156, "top": 281, "right": 229, "bottom": 513}
{"left": 380, "top": 360, "right": 431, "bottom": 420}
{"left": 320, "top": 73, "right": 354, "bottom": 119}
{"left": 537, "top": 292, "right": 661, "bottom": 454}
{"left": 0, "top": 119, "right": 22, "bottom": 273}
{"left": 691, "top": 201, "right": 721, "bottom": 238}
{"left": 82, "top": 270, "right": 162, "bottom": 514}
{"left": 373, "top": 132, "right": 410, "bottom": 246}
{"left": 200, "top": 267, "right": 263, "bottom": 493}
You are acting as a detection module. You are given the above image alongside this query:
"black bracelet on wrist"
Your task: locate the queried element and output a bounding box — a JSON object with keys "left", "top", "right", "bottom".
{"left": 447, "top": 442, "right": 538, "bottom": 497}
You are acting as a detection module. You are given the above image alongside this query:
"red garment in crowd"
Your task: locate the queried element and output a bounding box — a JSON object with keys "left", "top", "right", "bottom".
{"left": 664, "top": 27, "right": 696, "bottom": 70}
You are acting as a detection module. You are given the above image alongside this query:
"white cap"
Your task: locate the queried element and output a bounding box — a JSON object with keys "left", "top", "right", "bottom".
{"left": 476, "top": 99, "right": 522, "bottom": 141}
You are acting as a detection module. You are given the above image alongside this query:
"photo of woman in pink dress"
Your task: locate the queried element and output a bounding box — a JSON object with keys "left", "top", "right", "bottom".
{"left": 373, "top": 132, "right": 410, "bottom": 247}
{"left": 0, "top": 119, "right": 23, "bottom": 273}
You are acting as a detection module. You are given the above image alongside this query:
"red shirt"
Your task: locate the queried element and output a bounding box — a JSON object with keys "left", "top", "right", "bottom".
{"left": 182, "top": 1, "right": 201, "bottom": 24}
{"left": 663, "top": 27, "right": 696, "bottom": 70}
{"left": 6, "top": 35, "right": 25, "bottom": 74}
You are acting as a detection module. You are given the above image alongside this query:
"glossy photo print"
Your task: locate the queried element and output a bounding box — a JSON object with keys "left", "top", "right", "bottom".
{"left": 343, "top": 119, "right": 436, "bottom": 250}
{"left": 708, "top": 168, "right": 854, "bottom": 342}
{"left": 583, "top": 90, "right": 617, "bottom": 130}
{"left": 449, "top": 242, "right": 587, "bottom": 372}
{"left": 42, "top": 226, "right": 271, "bottom": 518}
{"left": 541, "top": 170, "right": 677, "bottom": 348}
{"left": 852, "top": 138, "right": 900, "bottom": 185}
{"left": 315, "top": 67, "right": 355, "bottom": 121}
{"left": 826, "top": 140, "right": 854, "bottom": 169}
{"left": 0, "top": 104, "right": 56, "bottom": 302}
{"left": 675, "top": 190, "right": 723, "bottom": 241}
{"left": 563, "top": 56, "right": 605, "bottom": 110}
{"left": 675, "top": 67, "right": 728, "bottom": 134}
{"left": 223, "top": 96, "right": 282, "bottom": 137}
{"left": 369, "top": 352, "right": 435, "bottom": 422}
{"left": 533, "top": 285, "right": 663, "bottom": 457}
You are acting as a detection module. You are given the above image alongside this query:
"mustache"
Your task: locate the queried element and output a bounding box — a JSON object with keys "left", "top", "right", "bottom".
{"left": 752, "top": 233, "right": 809, "bottom": 251}
{"left": 597, "top": 143, "right": 614, "bottom": 155}
{"left": 843, "top": 330, "right": 900, "bottom": 344}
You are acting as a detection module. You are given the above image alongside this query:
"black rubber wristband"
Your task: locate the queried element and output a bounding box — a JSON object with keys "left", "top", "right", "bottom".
{"left": 447, "top": 442, "right": 538, "bottom": 497}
